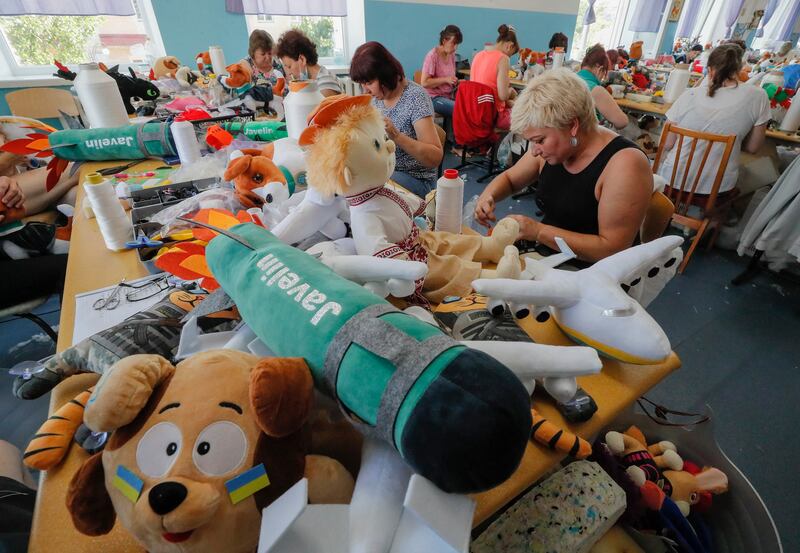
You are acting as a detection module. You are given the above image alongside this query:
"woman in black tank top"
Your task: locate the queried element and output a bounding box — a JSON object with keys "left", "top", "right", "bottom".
{"left": 473, "top": 69, "right": 652, "bottom": 263}
{"left": 536, "top": 135, "right": 640, "bottom": 236}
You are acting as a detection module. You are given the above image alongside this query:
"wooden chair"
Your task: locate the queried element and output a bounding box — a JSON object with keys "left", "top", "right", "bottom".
{"left": 652, "top": 122, "right": 737, "bottom": 273}
{"left": 640, "top": 191, "right": 675, "bottom": 243}
{"left": 434, "top": 123, "right": 446, "bottom": 178}
{"left": 5, "top": 88, "right": 80, "bottom": 128}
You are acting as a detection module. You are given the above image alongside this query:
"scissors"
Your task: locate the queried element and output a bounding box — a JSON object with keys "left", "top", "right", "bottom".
{"left": 93, "top": 279, "right": 126, "bottom": 310}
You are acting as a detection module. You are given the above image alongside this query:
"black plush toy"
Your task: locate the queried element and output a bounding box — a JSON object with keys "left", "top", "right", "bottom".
{"left": 106, "top": 66, "right": 161, "bottom": 113}
{"left": 52, "top": 61, "right": 160, "bottom": 114}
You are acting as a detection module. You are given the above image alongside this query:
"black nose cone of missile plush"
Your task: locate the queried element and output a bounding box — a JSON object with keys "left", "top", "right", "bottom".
{"left": 400, "top": 347, "right": 532, "bottom": 494}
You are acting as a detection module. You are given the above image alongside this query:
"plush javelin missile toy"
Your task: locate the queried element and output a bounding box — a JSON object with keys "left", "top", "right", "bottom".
{"left": 474, "top": 236, "right": 684, "bottom": 365}
{"left": 206, "top": 223, "right": 574, "bottom": 494}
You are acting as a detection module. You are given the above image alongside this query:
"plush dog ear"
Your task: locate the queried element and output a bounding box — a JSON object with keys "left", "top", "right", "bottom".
{"left": 84, "top": 354, "right": 175, "bottom": 433}
{"left": 223, "top": 155, "right": 253, "bottom": 181}
{"left": 250, "top": 358, "right": 314, "bottom": 438}
{"left": 66, "top": 452, "right": 116, "bottom": 536}
{"left": 261, "top": 142, "right": 276, "bottom": 159}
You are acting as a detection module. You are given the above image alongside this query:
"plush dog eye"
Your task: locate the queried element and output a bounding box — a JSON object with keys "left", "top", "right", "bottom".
{"left": 373, "top": 139, "right": 380, "bottom": 151}
{"left": 253, "top": 173, "right": 264, "bottom": 184}
{"left": 192, "top": 421, "right": 247, "bottom": 477}
{"left": 137, "top": 422, "right": 183, "bottom": 478}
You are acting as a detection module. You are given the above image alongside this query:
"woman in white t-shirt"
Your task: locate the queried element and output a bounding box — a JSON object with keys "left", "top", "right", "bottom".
{"left": 658, "top": 44, "right": 770, "bottom": 195}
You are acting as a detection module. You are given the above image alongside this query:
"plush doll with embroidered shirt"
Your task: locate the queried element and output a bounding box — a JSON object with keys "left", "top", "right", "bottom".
{"left": 65, "top": 350, "right": 356, "bottom": 553}
{"left": 299, "top": 94, "right": 522, "bottom": 303}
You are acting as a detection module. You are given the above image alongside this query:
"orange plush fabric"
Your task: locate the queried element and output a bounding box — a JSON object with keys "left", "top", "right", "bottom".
{"left": 66, "top": 350, "right": 355, "bottom": 553}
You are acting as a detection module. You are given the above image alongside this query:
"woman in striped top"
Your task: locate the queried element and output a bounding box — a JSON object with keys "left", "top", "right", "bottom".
{"left": 276, "top": 29, "right": 342, "bottom": 97}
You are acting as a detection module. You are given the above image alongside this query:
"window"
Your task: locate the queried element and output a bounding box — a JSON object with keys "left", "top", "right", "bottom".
{"left": 573, "top": 0, "right": 669, "bottom": 59}
{"left": 245, "top": 14, "right": 347, "bottom": 66}
{"left": 0, "top": 0, "right": 165, "bottom": 77}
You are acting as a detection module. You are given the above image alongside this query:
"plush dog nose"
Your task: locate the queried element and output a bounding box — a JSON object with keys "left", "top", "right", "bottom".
{"left": 148, "top": 482, "right": 188, "bottom": 515}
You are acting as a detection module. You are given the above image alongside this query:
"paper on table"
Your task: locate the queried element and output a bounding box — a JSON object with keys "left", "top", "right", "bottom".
{"left": 72, "top": 273, "right": 172, "bottom": 345}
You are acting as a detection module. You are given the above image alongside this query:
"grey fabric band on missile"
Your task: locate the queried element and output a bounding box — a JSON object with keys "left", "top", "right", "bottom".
{"left": 324, "top": 303, "right": 457, "bottom": 443}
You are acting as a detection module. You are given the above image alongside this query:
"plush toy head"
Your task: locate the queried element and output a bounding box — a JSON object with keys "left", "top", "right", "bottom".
{"left": 662, "top": 466, "right": 727, "bottom": 516}
{"left": 630, "top": 41, "right": 644, "bottom": 60}
{"left": 67, "top": 350, "right": 315, "bottom": 553}
{"left": 224, "top": 147, "right": 291, "bottom": 209}
{"left": 222, "top": 62, "right": 253, "bottom": 90}
{"left": 196, "top": 51, "right": 212, "bottom": 72}
{"left": 300, "top": 94, "right": 396, "bottom": 199}
{"left": 153, "top": 56, "right": 181, "bottom": 80}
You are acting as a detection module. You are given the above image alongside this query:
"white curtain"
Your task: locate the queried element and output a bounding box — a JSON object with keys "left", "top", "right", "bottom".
{"left": 227, "top": 0, "right": 347, "bottom": 17}
{"left": 757, "top": 0, "right": 780, "bottom": 38}
{"left": 724, "top": 0, "right": 746, "bottom": 38}
{"left": 0, "top": 0, "right": 134, "bottom": 15}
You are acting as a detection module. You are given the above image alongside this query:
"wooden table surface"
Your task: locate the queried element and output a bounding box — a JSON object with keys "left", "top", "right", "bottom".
{"left": 29, "top": 160, "right": 680, "bottom": 551}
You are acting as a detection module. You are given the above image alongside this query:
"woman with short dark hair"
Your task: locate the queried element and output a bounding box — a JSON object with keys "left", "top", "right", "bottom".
{"left": 276, "top": 29, "right": 341, "bottom": 97}
{"left": 350, "top": 41, "right": 443, "bottom": 197}
{"left": 421, "top": 24, "right": 463, "bottom": 117}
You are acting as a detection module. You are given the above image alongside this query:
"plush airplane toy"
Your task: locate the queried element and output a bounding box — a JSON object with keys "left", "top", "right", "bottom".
{"left": 473, "top": 235, "right": 684, "bottom": 365}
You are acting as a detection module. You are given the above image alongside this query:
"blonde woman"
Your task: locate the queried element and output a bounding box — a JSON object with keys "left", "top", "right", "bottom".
{"left": 474, "top": 69, "right": 652, "bottom": 263}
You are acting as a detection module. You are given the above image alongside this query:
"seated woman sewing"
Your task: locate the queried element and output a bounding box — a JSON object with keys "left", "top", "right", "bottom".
{"left": 474, "top": 69, "right": 652, "bottom": 263}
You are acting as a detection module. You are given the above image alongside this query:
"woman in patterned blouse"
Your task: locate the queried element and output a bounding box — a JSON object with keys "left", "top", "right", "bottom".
{"left": 350, "top": 41, "right": 443, "bottom": 198}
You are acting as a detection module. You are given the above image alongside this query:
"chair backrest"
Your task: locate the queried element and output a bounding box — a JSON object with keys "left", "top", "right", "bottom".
{"left": 6, "top": 88, "right": 80, "bottom": 122}
{"left": 434, "top": 123, "right": 446, "bottom": 147}
{"left": 652, "top": 122, "right": 736, "bottom": 215}
{"left": 453, "top": 80, "right": 498, "bottom": 147}
{"left": 434, "top": 123, "right": 446, "bottom": 178}
{"left": 640, "top": 191, "right": 675, "bottom": 243}
{"left": 413, "top": 70, "right": 422, "bottom": 84}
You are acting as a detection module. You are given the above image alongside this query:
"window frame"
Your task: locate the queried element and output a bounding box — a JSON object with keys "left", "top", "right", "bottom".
{"left": 0, "top": 0, "right": 165, "bottom": 78}
{"left": 244, "top": 13, "right": 350, "bottom": 68}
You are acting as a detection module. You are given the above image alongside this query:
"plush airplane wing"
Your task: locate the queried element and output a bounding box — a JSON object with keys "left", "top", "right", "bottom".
{"left": 589, "top": 235, "right": 683, "bottom": 284}
{"left": 519, "top": 237, "right": 576, "bottom": 280}
{"left": 472, "top": 278, "right": 579, "bottom": 309}
{"left": 323, "top": 255, "right": 428, "bottom": 283}
{"left": 464, "top": 341, "right": 602, "bottom": 379}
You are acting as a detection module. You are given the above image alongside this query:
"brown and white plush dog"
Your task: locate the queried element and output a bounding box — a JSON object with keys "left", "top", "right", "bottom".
{"left": 66, "top": 350, "right": 356, "bottom": 553}
{"left": 224, "top": 147, "right": 291, "bottom": 209}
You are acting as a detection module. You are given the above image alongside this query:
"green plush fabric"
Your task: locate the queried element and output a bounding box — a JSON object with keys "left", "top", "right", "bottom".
{"left": 48, "top": 122, "right": 176, "bottom": 161}
{"left": 221, "top": 121, "right": 288, "bottom": 142}
{"left": 207, "top": 224, "right": 532, "bottom": 493}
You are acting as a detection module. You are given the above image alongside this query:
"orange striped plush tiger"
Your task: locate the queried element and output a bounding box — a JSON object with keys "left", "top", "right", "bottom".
{"left": 530, "top": 409, "right": 592, "bottom": 459}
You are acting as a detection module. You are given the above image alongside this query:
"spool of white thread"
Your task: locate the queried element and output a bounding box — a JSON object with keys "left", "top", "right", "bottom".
{"left": 434, "top": 169, "right": 464, "bottom": 234}
{"left": 663, "top": 68, "right": 690, "bottom": 104}
{"left": 779, "top": 97, "right": 800, "bottom": 132}
{"left": 209, "top": 45, "right": 226, "bottom": 75}
{"left": 552, "top": 50, "right": 565, "bottom": 70}
{"left": 171, "top": 120, "right": 202, "bottom": 165}
{"left": 83, "top": 172, "right": 133, "bottom": 251}
{"left": 73, "top": 63, "right": 129, "bottom": 128}
{"left": 284, "top": 81, "right": 324, "bottom": 140}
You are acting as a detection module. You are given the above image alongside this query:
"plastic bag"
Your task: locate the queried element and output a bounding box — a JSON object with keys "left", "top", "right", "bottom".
{"left": 150, "top": 187, "right": 241, "bottom": 231}
{"left": 783, "top": 64, "right": 800, "bottom": 90}
{"left": 462, "top": 194, "right": 483, "bottom": 232}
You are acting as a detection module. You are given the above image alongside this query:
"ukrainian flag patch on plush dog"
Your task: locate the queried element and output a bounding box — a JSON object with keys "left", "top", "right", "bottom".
{"left": 114, "top": 465, "right": 144, "bottom": 502}
{"left": 225, "top": 463, "right": 270, "bottom": 504}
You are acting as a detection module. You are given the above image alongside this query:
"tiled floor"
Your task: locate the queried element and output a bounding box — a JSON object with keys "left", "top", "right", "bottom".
{"left": 1, "top": 152, "right": 797, "bottom": 551}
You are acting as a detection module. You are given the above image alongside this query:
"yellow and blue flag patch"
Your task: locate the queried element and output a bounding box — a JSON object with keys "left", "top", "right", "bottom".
{"left": 113, "top": 465, "right": 143, "bottom": 503}
{"left": 225, "top": 463, "right": 270, "bottom": 504}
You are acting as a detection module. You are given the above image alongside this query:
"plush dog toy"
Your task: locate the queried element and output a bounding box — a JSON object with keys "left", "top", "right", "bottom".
{"left": 224, "top": 146, "right": 294, "bottom": 210}
{"left": 153, "top": 56, "right": 181, "bottom": 80}
{"left": 66, "top": 350, "right": 355, "bottom": 553}
{"left": 196, "top": 51, "right": 212, "bottom": 73}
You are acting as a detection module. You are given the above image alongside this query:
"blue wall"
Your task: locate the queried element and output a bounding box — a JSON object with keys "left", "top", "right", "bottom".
{"left": 659, "top": 21, "right": 678, "bottom": 55}
{"left": 365, "top": 0, "right": 578, "bottom": 77}
{"left": 151, "top": 0, "right": 249, "bottom": 68}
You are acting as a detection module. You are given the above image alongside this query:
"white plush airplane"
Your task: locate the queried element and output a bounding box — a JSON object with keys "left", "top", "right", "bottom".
{"left": 473, "top": 235, "right": 684, "bottom": 365}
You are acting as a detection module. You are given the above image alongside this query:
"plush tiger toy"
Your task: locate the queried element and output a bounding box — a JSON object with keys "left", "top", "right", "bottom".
{"left": 530, "top": 409, "right": 592, "bottom": 459}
